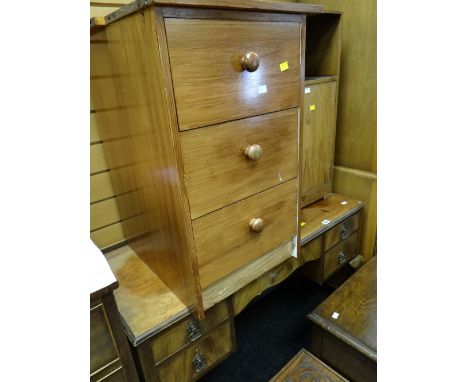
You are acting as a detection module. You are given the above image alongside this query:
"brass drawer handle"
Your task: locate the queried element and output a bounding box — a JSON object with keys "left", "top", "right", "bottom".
{"left": 337, "top": 251, "right": 347, "bottom": 265}
{"left": 245, "top": 144, "right": 263, "bottom": 161}
{"left": 340, "top": 223, "right": 351, "bottom": 240}
{"left": 241, "top": 51, "right": 260, "bottom": 72}
{"left": 187, "top": 320, "right": 202, "bottom": 342}
{"left": 192, "top": 351, "right": 207, "bottom": 374}
{"left": 249, "top": 218, "right": 264, "bottom": 233}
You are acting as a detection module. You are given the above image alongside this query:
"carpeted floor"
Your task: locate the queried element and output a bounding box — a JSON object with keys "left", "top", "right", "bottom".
{"left": 199, "top": 271, "right": 336, "bottom": 382}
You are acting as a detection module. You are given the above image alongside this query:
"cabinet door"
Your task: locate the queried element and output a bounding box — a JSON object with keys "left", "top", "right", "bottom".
{"left": 301, "top": 81, "right": 338, "bottom": 206}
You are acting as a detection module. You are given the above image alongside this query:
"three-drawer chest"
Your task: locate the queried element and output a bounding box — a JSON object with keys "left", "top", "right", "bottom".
{"left": 91, "top": 1, "right": 345, "bottom": 380}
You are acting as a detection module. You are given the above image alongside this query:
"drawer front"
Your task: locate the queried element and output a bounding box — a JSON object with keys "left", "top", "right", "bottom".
{"left": 181, "top": 109, "right": 299, "bottom": 219}
{"left": 150, "top": 300, "right": 229, "bottom": 364}
{"left": 193, "top": 179, "right": 298, "bottom": 288}
{"left": 157, "top": 321, "right": 233, "bottom": 382}
{"left": 165, "top": 18, "right": 301, "bottom": 130}
{"left": 324, "top": 213, "right": 360, "bottom": 252}
{"left": 90, "top": 304, "right": 119, "bottom": 374}
{"left": 324, "top": 232, "right": 359, "bottom": 280}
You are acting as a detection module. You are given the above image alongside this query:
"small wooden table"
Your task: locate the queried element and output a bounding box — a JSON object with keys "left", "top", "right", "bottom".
{"left": 270, "top": 349, "right": 349, "bottom": 382}
{"left": 307, "top": 257, "right": 377, "bottom": 382}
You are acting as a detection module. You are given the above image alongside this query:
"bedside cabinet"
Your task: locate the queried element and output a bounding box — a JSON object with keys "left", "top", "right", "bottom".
{"left": 90, "top": 1, "right": 330, "bottom": 318}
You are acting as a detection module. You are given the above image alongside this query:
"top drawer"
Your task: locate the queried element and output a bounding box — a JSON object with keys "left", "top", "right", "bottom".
{"left": 165, "top": 18, "right": 301, "bottom": 130}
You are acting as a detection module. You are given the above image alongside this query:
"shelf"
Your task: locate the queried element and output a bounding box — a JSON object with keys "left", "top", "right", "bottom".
{"left": 304, "top": 75, "right": 338, "bottom": 86}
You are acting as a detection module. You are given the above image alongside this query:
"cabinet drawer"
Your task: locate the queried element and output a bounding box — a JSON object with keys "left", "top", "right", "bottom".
{"left": 90, "top": 304, "right": 119, "bottom": 374}
{"left": 324, "top": 213, "right": 360, "bottom": 252}
{"left": 193, "top": 179, "right": 297, "bottom": 288}
{"left": 181, "top": 109, "right": 299, "bottom": 219}
{"left": 323, "top": 233, "right": 359, "bottom": 280}
{"left": 165, "top": 18, "right": 301, "bottom": 130}
{"left": 157, "top": 321, "right": 233, "bottom": 382}
{"left": 150, "top": 300, "right": 229, "bottom": 365}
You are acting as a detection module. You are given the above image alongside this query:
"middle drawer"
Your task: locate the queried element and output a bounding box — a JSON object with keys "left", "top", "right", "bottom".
{"left": 180, "top": 108, "right": 299, "bottom": 219}
{"left": 192, "top": 179, "right": 297, "bottom": 289}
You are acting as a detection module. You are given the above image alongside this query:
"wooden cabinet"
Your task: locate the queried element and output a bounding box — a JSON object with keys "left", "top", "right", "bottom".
{"left": 301, "top": 79, "right": 338, "bottom": 206}
{"left": 90, "top": 1, "right": 323, "bottom": 320}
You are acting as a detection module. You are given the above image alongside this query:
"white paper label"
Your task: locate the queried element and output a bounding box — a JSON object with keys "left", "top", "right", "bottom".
{"left": 341, "top": 201, "right": 348, "bottom": 205}
{"left": 258, "top": 84, "right": 268, "bottom": 94}
{"left": 332, "top": 312, "right": 340, "bottom": 319}
{"left": 321, "top": 219, "right": 331, "bottom": 225}
{"left": 292, "top": 236, "right": 298, "bottom": 258}
{"left": 305, "top": 87, "right": 311, "bottom": 94}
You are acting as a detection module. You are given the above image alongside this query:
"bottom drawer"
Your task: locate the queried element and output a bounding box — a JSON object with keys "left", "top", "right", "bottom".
{"left": 323, "top": 233, "right": 358, "bottom": 280}
{"left": 156, "top": 321, "right": 233, "bottom": 382}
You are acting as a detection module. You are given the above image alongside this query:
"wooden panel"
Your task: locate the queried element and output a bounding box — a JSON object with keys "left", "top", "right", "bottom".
{"left": 91, "top": 8, "right": 203, "bottom": 317}
{"left": 90, "top": 143, "right": 108, "bottom": 174}
{"left": 157, "top": 321, "right": 233, "bottom": 382}
{"left": 324, "top": 212, "right": 360, "bottom": 251}
{"left": 165, "top": 17, "right": 301, "bottom": 130}
{"left": 202, "top": 239, "right": 295, "bottom": 310}
{"left": 323, "top": 232, "right": 358, "bottom": 279}
{"left": 150, "top": 300, "right": 229, "bottom": 364}
{"left": 106, "top": 245, "right": 191, "bottom": 345}
{"left": 301, "top": 80, "right": 338, "bottom": 206}
{"left": 193, "top": 179, "right": 298, "bottom": 288}
{"left": 91, "top": 171, "right": 114, "bottom": 203}
{"left": 270, "top": 349, "right": 348, "bottom": 382}
{"left": 180, "top": 108, "right": 299, "bottom": 219}
{"left": 300, "top": 193, "right": 363, "bottom": 244}
{"left": 304, "top": 0, "right": 376, "bottom": 172}
{"left": 233, "top": 237, "right": 320, "bottom": 315}
{"left": 90, "top": 304, "right": 119, "bottom": 373}
{"left": 91, "top": 221, "right": 126, "bottom": 250}
{"left": 333, "top": 166, "right": 376, "bottom": 261}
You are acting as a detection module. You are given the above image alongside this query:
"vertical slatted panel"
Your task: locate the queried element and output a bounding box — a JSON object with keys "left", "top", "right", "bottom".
{"left": 90, "top": 2, "right": 131, "bottom": 249}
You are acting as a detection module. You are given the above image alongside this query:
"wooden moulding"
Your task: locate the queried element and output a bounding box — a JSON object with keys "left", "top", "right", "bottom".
{"left": 97, "top": 0, "right": 325, "bottom": 28}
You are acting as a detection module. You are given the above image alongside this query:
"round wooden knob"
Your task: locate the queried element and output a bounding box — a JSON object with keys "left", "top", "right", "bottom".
{"left": 245, "top": 144, "right": 263, "bottom": 161}
{"left": 249, "top": 218, "right": 264, "bottom": 233}
{"left": 241, "top": 52, "right": 260, "bottom": 72}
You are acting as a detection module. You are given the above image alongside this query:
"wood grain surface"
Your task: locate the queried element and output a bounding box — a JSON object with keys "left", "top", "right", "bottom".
{"left": 300, "top": 193, "right": 363, "bottom": 244}
{"left": 323, "top": 232, "right": 358, "bottom": 279}
{"left": 105, "top": 245, "right": 191, "bottom": 346}
{"left": 165, "top": 16, "right": 301, "bottom": 130}
{"left": 156, "top": 321, "right": 233, "bottom": 382}
{"left": 308, "top": 256, "right": 377, "bottom": 359}
{"left": 270, "top": 349, "right": 348, "bottom": 382}
{"left": 180, "top": 108, "right": 299, "bottom": 219}
{"left": 323, "top": 212, "right": 360, "bottom": 251}
{"left": 150, "top": 300, "right": 229, "bottom": 365}
{"left": 91, "top": 8, "right": 204, "bottom": 317}
{"left": 301, "top": 80, "right": 338, "bottom": 206}
{"left": 202, "top": 238, "right": 295, "bottom": 310}
{"left": 233, "top": 237, "right": 321, "bottom": 315}
{"left": 193, "top": 179, "right": 298, "bottom": 288}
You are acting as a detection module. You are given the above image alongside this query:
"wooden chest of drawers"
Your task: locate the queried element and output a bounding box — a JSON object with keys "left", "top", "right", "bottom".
{"left": 90, "top": 1, "right": 325, "bottom": 319}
